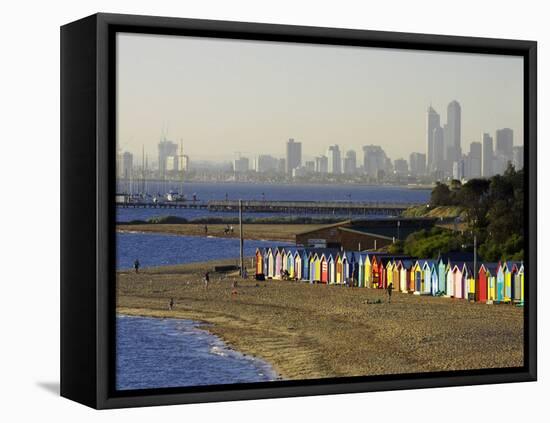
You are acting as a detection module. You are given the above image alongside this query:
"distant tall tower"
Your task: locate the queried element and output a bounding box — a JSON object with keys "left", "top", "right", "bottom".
{"left": 482, "top": 133, "right": 494, "bottom": 178}
{"left": 343, "top": 150, "right": 357, "bottom": 174}
{"left": 121, "top": 152, "right": 133, "bottom": 179}
{"left": 362, "top": 145, "right": 389, "bottom": 179}
{"left": 495, "top": 128, "right": 514, "bottom": 164}
{"left": 409, "top": 152, "right": 426, "bottom": 176}
{"left": 433, "top": 126, "right": 445, "bottom": 172}
{"left": 315, "top": 155, "right": 329, "bottom": 173}
{"left": 327, "top": 145, "right": 342, "bottom": 174}
{"left": 469, "top": 141, "right": 482, "bottom": 178}
{"left": 426, "top": 106, "right": 441, "bottom": 172}
{"left": 285, "top": 138, "right": 302, "bottom": 175}
{"left": 446, "top": 100, "right": 462, "bottom": 167}
{"left": 158, "top": 137, "right": 178, "bottom": 178}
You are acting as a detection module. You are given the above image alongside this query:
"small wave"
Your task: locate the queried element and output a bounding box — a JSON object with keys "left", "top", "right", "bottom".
{"left": 210, "top": 345, "right": 228, "bottom": 357}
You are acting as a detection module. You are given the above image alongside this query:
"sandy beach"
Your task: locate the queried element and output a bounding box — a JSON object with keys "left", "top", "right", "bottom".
{"left": 117, "top": 223, "right": 327, "bottom": 242}
{"left": 117, "top": 258, "right": 524, "bottom": 381}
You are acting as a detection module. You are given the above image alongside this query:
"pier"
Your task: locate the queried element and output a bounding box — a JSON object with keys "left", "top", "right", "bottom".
{"left": 116, "top": 199, "right": 415, "bottom": 216}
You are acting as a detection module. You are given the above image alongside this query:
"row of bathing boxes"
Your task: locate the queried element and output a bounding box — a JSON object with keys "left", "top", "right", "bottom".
{"left": 254, "top": 247, "right": 525, "bottom": 305}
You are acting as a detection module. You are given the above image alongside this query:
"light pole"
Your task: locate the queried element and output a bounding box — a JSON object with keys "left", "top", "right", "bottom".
{"left": 473, "top": 233, "right": 477, "bottom": 283}
{"left": 397, "top": 220, "right": 401, "bottom": 241}
{"left": 239, "top": 199, "right": 244, "bottom": 277}
{"left": 472, "top": 219, "right": 477, "bottom": 285}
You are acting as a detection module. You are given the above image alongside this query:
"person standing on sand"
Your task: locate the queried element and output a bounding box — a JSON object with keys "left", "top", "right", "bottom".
{"left": 168, "top": 298, "right": 174, "bottom": 311}
{"left": 134, "top": 259, "right": 140, "bottom": 274}
{"left": 204, "top": 271, "right": 210, "bottom": 289}
{"left": 352, "top": 266, "right": 359, "bottom": 287}
{"left": 204, "top": 224, "right": 208, "bottom": 236}
{"left": 386, "top": 282, "right": 394, "bottom": 303}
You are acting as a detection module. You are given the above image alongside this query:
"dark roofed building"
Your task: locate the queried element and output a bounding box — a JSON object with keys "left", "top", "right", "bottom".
{"left": 295, "top": 218, "right": 437, "bottom": 251}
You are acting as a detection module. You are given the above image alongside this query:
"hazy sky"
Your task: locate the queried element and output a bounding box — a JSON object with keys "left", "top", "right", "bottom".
{"left": 116, "top": 32, "right": 523, "bottom": 163}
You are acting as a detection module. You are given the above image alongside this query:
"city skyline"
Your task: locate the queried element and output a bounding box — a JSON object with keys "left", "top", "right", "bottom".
{"left": 117, "top": 33, "right": 524, "bottom": 163}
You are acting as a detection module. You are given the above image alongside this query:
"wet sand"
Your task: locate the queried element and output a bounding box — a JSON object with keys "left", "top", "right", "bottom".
{"left": 117, "top": 259, "right": 524, "bottom": 381}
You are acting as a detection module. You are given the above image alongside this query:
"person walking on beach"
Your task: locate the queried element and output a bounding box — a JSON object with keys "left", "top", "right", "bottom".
{"left": 204, "top": 271, "right": 210, "bottom": 289}
{"left": 168, "top": 298, "right": 174, "bottom": 311}
{"left": 386, "top": 282, "right": 394, "bottom": 304}
{"left": 204, "top": 224, "right": 208, "bottom": 236}
{"left": 133, "top": 259, "right": 140, "bottom": 274}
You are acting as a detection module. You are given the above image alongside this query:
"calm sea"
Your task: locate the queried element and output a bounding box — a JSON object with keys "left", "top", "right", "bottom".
{"left": 117, "top": 232, "right": 291, "bottom": 270}
{"left": 116, "top": 315, "right": 277, "bottom": 390}
{"left": 116, "top": 182, "right": 431, "bottom": 222}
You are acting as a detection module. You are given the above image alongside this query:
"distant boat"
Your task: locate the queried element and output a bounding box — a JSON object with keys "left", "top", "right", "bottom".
{"left": 166, "top": 191, "right": 186, "bottom": 202}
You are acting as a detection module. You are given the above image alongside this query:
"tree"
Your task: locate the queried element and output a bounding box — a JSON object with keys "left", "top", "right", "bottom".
{"left": 387, "top": 240, "right": 403, "bottom": 254}
{"left": 430, "top": 182, "right": 453, "bottom": 206}
{"left": 417, "top": 169, "right": 524, "bottom": 262}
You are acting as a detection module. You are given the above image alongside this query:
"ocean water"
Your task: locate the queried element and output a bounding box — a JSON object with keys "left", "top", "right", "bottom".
{"left": 116, "top": 182, "right": 431, "bottom": 222}
{"left": 117, "top": 232, "right": 291, "bottom": 270}
{"left": 116, "top": 315, "right": 278, "bottom": 390}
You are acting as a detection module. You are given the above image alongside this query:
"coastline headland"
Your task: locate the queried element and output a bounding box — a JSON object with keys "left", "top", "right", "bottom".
{"left": 117, "top": 258, "right": 524, "bottom": 381}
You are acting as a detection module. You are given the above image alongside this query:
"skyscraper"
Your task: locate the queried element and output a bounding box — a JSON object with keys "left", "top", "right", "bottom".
{"left": 452, "top": 159, "right": 465, "bottom": 180}
{"left": 446, "top": 100, "right": 462, "bottom": 166}
{"left": 343, "top": 150, "right": 357, "bottom": 174}
{"left": 327, "top": 145, "right": 342, "bottom": 174}
{"left": 393, "top": 158, "right": 408, "bottom": 175}
{"left": 409, "top": 152, "right": 426, "bottom": 176}
{"left": 254, "top": 155, "right": 278, "bottom": 173}
{"left": 426, "top": 106, "right": 441, "bottom": 172}
{"left": 277, "top": 158, "right": 286, "bottom": 174}
{"left": 433, "top": 126, "right": 445, "bottom": 172}
{"left": 121, "top": 151, "right": 133, "bottom": 179}
{"left": 362, "top": 145, "right": 388, "bottom": 178}
{"left": 286, "top": 138, "right": 302, "bottom": 175}
{"left": 305, "top": 161, "right": 315, "bottom": 172}
{"left": 158, "top": 138, "right": 178, "bottom": 178}
{"left": 315, "top": 155, "right": 328, "bottom": 173}
{"left": 482, "top": 133, "right": 494, "bottom": 178}
{"left": 495, "top": 128, "right": 514, "bottom": 163}
{"left": 179, "top": 155, "right": 190, "bottom": 172}
{"left": 233, "top": 157, "right": 250, "bottom": 173}
{"left": 468, "top": 142, "right": 482, "bottom": 178}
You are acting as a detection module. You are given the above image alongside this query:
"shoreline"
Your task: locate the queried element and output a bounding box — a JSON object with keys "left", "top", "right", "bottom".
{"left": 115, "top": 305, "right": 322, "bottom": 380}
{"left": 116, "top": 228, "right": 290, "bottom": 244}
{"left": 116, "top": 259, "right": 524, "bottom": 381}
{"left": 117, "top": 313, "right": 281, "bottom": 384}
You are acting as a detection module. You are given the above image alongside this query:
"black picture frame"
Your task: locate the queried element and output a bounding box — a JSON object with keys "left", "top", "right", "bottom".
{"left": 60, "top": 12, "right": 537, "bottom": 409}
